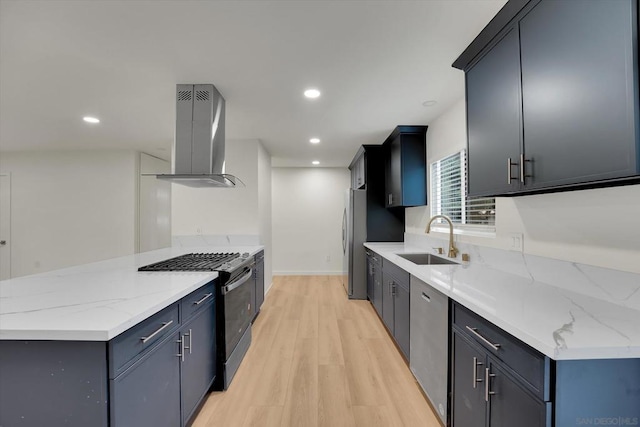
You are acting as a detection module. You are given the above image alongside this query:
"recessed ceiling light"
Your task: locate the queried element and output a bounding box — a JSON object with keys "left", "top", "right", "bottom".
{"left": 309, "top": 138, "right": 320, "bottom": 144}
{"left": 312, "top": 160, "right": 320, "bottom": 165}
{"left": 83, "top": 116, "right": 100, "bottom": 124}
{"left": 422, "top": 100, "right": 437, "bottom": 107}
{"left": 304, "top": 88, "right": 321, "bottom": 99}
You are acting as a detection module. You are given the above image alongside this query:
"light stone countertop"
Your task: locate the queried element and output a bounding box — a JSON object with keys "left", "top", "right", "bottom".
{"left": 365, "top": 239, "right": 640, "bottom": 361}
{"left": 0, "top": 245, "right": 263, "bottom": 341}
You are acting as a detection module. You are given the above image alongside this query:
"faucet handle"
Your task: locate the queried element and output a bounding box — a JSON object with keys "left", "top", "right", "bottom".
{"left": 432, "top": 247, "right": 444, "bottom": 255}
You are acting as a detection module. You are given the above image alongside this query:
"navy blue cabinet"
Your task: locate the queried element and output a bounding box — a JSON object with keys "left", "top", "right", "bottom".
{"left": 381, "top": 258, "right": 411, "bottom": 360}
{"left": 110, "top": 281, "right": 218, "bottom": 427}
{"left": 180, "top": 300, "right": 216, "bottom": 426}
{"left": 466, "top": 26, "right": 522, "bottom": 196}
{"left": 452, "top": 332, "right": 487, "bottom": 427}
{"left": 366, "top": 250, "right": 383, "bottom": 316}
{"left": 458, "top": 0, "right": 640, "bottom": 196}
{"left": 254, "top": 250, "right": 265, "bottom": 319}
{"left": 452, "top": 302, "right": 551, "bottom": 427}
{"left": 383, "top": 126, "right": 428, "bottom": 207}
{"left": 110, "top": 331, "right": 182, "bottom": 427}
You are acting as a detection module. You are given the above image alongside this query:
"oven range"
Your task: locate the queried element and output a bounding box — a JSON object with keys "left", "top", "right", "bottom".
{"left": 139, "top": 252, "right": 256, "bottom": 389}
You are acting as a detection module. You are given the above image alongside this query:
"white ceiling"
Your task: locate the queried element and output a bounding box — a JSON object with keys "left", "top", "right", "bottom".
{"left": 0, "top": 0, "right": 506, "bottom": 167}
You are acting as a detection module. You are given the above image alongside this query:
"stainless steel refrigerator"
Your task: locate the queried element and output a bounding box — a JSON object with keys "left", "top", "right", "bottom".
{"left": 342, "top": 189, "right": 368, "bottom": 299}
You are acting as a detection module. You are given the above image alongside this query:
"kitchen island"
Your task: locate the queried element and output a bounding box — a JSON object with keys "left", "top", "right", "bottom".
{"left": 366, "top": 238, "right": 640, "bottom": 426}
{"left": 0, "top": 244, "right": 264, "bottom": 427}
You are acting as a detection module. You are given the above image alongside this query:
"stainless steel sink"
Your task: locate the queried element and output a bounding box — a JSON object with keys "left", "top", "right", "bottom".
{"left": 396, "top": 253, "right": 458, "bottom": 265}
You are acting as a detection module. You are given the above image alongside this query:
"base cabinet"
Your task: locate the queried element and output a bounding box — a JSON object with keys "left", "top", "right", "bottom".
{"left": 366, "top": 250, "right": 382, "bottom": 316}
{"left": 452, "top": 332, "right": 487, "bottom": 427}
{"left": 180, "top": 302, "right": 217, "bottom": 426}
{"left": 254, "top": 251, "right": 265, "bottom": 315}
{"left": 381, "top": 259, "right": 410, "bottom": 360}
{"left": 452, "top": 302, "right": 550, "bottom": 427}
{"left": 110, "top": 332, "right": 182, "bottom": 427}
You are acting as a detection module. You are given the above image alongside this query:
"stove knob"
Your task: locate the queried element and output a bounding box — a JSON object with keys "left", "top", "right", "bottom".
{"left": 242, "top": 252, "right": 250, "bottom": 258}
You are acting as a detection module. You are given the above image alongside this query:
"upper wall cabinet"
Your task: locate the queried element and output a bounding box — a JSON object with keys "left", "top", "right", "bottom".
{"left": 455, "top": 0, "right": 639, "bottom": 197}
{"left": 349, "top": 148, "right": 366, "bottom": 189}
{"left": 383, "top": 126, "right": 428, "bottom": 207}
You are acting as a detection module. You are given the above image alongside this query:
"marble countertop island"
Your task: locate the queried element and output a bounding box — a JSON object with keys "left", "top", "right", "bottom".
{"left": 0, "top": 245, "right": 263, "bottom": 341}
{"left": 365, "top": 239, "right": 640, "bottom": 361}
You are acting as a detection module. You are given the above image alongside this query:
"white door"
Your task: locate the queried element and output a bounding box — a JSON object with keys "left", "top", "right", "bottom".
{"left": 0, "top": 174, "right": 11, "bottom": 280}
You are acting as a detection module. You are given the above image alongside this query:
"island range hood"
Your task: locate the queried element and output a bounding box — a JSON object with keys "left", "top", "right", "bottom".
{"left": 157, "top": 84, "right": 242, "bottom": 188}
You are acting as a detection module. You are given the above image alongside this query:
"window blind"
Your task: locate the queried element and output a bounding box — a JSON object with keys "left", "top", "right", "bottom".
{"left": 430, "top": 150, "right": 495, "bottom": 227}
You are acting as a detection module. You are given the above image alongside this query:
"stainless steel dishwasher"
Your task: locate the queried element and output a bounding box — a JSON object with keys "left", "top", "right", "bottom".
{"left": 410, "top": 275, "right": 449, "bottom": 424}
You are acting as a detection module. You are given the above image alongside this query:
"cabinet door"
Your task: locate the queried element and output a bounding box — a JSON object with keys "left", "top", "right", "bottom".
{"left": 488, "top": 361, "right": 548, "bottom": 427}
{"left": 255, "top": 257, "right": 264, "bottom": 310}
{"left": 393, "top": 282, "right": 410, "bottom": 360}
{"left": 519, "top": 0, "right": 638, "bottom": 189}
{"left": 181, "top": 304, "right": 217, "bottom": 426}
{"left": 111, "top": 332, "right": 181, "bottom": 427}
{"left": 466, "top": 26, "right": 523, "bottom": 196}
{"left": 366, "top": 254, "right": 375, "bottom": 302}
{"left": 381, "top": 271, "right": 395, "bottom": 333}
{"left": 452, "top": 332, "right": 487, "bottom": 427}
{"left": 372, "top": 258, "right": 383, "bottom": 317}
{"left": 386, "top": 135, "right": 402, "bottom": 207}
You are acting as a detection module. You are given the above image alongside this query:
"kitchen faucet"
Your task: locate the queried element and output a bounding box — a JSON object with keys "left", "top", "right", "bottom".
{"left": 425, "top": 214, "right": 458, "bottom": 259}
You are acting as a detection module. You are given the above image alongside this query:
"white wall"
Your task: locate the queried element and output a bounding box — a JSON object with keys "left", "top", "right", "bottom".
{"left": 272, "top": 167, "right": 350, "bottom": 275}
{"left": 257, "top": 142, "right": 273, "bottom": 292}
{"left": 171, "top": 140, "right": 260, "bottom": 236}
{"left": 406, "top": 99, "right": 640, "bottom": 274}
{"left": 0, "top": 150, "right": 138, "bottom": 277}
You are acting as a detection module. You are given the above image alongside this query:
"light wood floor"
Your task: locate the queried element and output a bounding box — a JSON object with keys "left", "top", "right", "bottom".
{"left": 192, "top": 275, "right": 441, "bottom": 427}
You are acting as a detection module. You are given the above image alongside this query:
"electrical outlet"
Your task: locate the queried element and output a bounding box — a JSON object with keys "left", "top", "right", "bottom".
{"left": 509, "top": 233, "right": 524, "bottom": 252}
{"left": 196, "top": 227, "right": 202, "bottom": 235}
{"left": 325, "top": 255, "right": 331, "bottom": 263}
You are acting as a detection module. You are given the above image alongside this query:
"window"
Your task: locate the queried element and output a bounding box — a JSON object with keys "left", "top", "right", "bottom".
{"left": 430, "top": 150, "right": 495, "bottom": 229}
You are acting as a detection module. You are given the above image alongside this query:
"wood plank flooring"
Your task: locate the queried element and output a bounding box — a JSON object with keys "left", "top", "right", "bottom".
{"left": 192, "top": 275, "right": 441, "bottom": 427}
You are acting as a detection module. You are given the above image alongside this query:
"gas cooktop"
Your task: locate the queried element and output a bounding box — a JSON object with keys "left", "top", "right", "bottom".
{"left": 138, "top": 252, "right": 241, "bottom": 272}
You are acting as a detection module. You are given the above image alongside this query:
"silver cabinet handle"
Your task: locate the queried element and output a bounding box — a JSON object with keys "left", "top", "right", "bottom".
{"left": 466, "top": 326, "right": 501, "bottom": 351}
{"left": 140, "top": 320, "right": 174, "bottom": 344}
{"left": 507, "top": 158, "right": 518, "bottom": 184}
{"left": 473, "top": 356, "right": 483, "bottom": 389}
{"left": 421, "top": 292, "right": 431, "bottom": 302}
{"left": 182, "top": 329, "right": 193, "bottom": 354}
{"left": 193, "top": 293, "right": 213, "bottom": 306}
{"left": 520, "top": 154, "right": 531, "bottom": 184}
{"left": 485, "top": 367, "right": 496, "bottom": 401}
{"left": 176, "top": 336, "right": 185, "bottom": 362}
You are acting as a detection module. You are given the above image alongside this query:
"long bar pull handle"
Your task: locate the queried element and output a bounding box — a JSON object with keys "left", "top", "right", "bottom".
{"left": 472, "top": 357, "right": 483, "bottom": 389}
{"left": 520, "top": 154, "right": 531, "bottom": 184}
{"left": 183, "top": 329, "right": 192, "bottom": 355}
{"left": 140, "top": 320, "right": 174, "bottom": 344}
{"left": 485, "top": 367, "right": 496, "bottom": 402}
{"left": 466, "top": 326, "right": 501, "bottom": 351}
{"left": 507, "top": 158, "right": 519, "bottom": 184}
{"left": 176, "top": 336, "right": 185, "bottom": 362}
{"left": 193, "top": 293, "right": 213, "bottom": 306}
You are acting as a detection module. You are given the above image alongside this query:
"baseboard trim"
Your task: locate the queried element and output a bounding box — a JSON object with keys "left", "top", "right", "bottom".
{"left": 273, "top": 271, "right": 344, "bottom": 276}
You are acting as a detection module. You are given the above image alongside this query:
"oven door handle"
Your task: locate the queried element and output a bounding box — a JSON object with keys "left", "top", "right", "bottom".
{"left": 222, "top": 269, "right": 254, "bottom": 295}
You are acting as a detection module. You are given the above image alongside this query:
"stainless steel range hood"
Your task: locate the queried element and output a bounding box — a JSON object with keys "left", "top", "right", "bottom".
{"left": 157, "top": 84, "right": 242, "bottom": 188}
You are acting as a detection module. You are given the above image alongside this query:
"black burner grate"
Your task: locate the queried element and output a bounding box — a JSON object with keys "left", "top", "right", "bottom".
{"left": 138, "top": 252, "right": 240, "bottom": 272}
